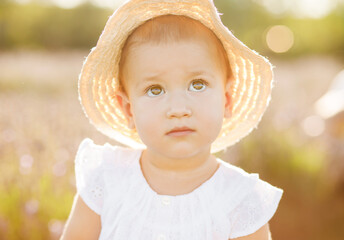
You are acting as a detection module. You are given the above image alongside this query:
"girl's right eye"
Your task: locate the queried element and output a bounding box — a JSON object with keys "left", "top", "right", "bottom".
{"left": 146, "top": 85, "right": 164, "bottom": 97}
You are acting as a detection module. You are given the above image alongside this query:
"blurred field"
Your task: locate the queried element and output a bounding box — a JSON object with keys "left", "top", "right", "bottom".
{"left": 1, "top": 0, "right": 344, "bottom": 239}
{"left": 0, "top": 50, "right": 343, "bottom": 239}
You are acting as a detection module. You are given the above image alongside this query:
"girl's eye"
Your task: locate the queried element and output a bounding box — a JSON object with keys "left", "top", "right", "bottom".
{"left": 145, "top": 80, "right": 207, "bottom": 96}
{"left": 146, "top": 85, "right": 164, "bottom": 97}
{"left": 189, "top": 79, "right": 208, "bottom": 92}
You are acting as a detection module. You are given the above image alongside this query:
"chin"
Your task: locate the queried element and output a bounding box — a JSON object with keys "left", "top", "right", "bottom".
{"left": 161, "top": 144, "right": 211, "bottom": 159}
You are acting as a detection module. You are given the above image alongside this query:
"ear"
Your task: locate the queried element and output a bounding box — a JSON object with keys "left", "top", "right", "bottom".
{"left": 115, "top": 90, "right": 136, "bottom": 129}
{"left": 224, "top": 78, "right": 233, "bottom": 119}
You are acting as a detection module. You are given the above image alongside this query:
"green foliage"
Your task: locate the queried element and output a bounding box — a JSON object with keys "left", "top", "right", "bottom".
{"left": 283, "top": 14, "right": 344, "bottom": 57}
{"left": 238, "top": 128, "right": 333, "bottom": 199}
{"left": 0, "top": 0, "right": 344, "bottom": 57}
{"left": 0, "top": 137, "right": 75, "bottom": 239}
{"left": 233, "top": 128, "right": 344, "bottom": 240}
{"left": 0, "top": 2, "right": 112, "bottom": 49}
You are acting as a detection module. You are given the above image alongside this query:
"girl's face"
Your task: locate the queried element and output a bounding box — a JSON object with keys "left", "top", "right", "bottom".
{"left": 118, "top": 39, "right": 232, "bottom": 159}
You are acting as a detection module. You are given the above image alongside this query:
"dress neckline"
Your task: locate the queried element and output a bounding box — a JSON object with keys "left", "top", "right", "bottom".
{"left": 134, "top": 149, "right": 223, "bottom": 198}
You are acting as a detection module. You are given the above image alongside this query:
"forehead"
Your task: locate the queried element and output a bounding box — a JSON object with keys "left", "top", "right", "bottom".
{"left": 118, "top": 14, "right": 230, "bottom": 94}
{"left": 123, "top": 39, "right": 224, "bottom": 85}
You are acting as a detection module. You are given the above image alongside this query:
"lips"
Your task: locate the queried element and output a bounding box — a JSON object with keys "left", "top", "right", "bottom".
{"left": 166, "top": 126, "right": 195, "bottom": 136}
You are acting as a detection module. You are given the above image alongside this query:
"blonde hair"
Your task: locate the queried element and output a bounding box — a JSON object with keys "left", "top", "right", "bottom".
{"left": 118, "top": 14, "right": 232, "bottom": 95}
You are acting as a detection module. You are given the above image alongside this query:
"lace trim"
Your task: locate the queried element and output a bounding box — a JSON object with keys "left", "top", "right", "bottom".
{"left": 228, "top": 177, "right": 283, "bottom": 239}
{"left": 74, "top": 138, "right": 104, "bottom": 215}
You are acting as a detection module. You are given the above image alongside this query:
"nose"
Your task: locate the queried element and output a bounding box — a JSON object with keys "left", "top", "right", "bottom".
{"left": 165, "top": 89, "right": 192, "bottom": 119}
{"left": 166, "top": 106, "right": 192, "bottom": 118}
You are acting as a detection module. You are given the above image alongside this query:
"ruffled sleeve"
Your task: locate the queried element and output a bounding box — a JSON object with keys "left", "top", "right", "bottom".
{"left": 228, "top": 174, "right": 283, "bottom": 239}
{"left": 74, "top": 138, "right": 104, "bottom": 215}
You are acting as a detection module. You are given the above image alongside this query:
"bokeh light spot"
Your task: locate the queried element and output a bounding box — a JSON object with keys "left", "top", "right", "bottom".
{"left": 25, "top": 199, "right": 39, "bottom": 215}
{"left": 2, "top": 128, "right": 16, "bottom": 143}
{"left": 266, "top": 25, "right": 294, "bottom": 53}
{"left": 20, "top": 154, "right": 34, "bottom": 169}
{"left": 49, "top": 219, "right": 65, "bottom": 237}
{"left": 19, "top": 154, "right": 34, "bottom": 175}
{"left": 53, "top": 161, "right": 67, "bottom": 177}
{"left": 302, "top": 115, "right": 325, "bottom": 137}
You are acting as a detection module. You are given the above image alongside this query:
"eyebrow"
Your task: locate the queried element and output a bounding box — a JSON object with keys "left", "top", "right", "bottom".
{"left": 142, "top": 70, "right": 212, "bottom": 82}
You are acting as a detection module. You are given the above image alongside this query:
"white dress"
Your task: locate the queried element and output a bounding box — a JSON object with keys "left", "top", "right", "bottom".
{"left": 75, "top": 138, "right": 283, "bottom": 240}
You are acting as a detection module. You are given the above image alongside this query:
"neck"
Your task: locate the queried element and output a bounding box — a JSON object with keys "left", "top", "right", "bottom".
{"left": 140, "top": 147, "right": 217, "bottom": 179}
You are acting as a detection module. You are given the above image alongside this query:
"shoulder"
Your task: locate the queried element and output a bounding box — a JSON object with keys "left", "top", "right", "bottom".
{"left": 75, "top": 137, "right": 140, "bottom": 167}
{"left": 216, "top": 159, "right": 283, "bottom": 239}
{"left": 218, "top": 159, "right": 254, "bottom": 179}
{"left": 74, "top": 138, "right": 141, "bottom": 215}
{"left": 74, "top": 137, "right": 142, "bottom": 190}
{"left": 217, "top": 159, "right": 262, "bottom": 197}
{"left": 218, "top": 159, "right": 282, "bottom": 197}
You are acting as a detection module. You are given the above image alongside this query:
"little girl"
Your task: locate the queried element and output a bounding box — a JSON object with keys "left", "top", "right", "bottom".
{"left": 61, "top": 0, "right": 283, "bottom": 239}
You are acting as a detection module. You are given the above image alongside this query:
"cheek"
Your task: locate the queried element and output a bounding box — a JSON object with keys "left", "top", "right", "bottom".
{"left": 130, "top": 99, "right": 163, "bottom": 136}
{"left": 196, "top": 93, "right": 225, "bottom": 135}
{"left": 197, "top": 91, "right": 225, "bottom": 120}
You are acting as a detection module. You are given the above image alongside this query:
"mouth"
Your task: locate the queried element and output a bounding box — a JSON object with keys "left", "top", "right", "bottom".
{"left": 166, "top": 126, "right": 195, "bottom": 137}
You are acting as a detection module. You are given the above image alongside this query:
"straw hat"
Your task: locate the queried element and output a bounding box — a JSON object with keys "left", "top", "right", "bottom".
{"left": 78, "top": 0, "right": 274, "bottom": 153}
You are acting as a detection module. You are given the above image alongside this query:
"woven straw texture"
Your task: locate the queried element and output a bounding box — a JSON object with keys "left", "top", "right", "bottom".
{"left": 78, "top": 0, "right": 274, "bottom": 153}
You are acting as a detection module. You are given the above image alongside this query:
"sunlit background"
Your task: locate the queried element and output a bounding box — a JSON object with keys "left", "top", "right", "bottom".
{"left": 0, "top": 0, "right": 343, "bottom": 239}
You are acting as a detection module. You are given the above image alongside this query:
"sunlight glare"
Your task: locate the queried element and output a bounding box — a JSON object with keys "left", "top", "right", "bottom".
{"left": 293, "top": 0, "right": 337, "bottom": 19}
{"left": 315, "top": 70, "right": 344, "bottom": 119}
{"left": 257, "top": 0, "right": 292, "bottom": 15}
{"left": 50, "top": 0, "right": 84, "bottom": 9}
{"left": 315, "top": 91, "right": 344, "bottom": 118}
{"left": 90, "top": 0, "right": 126, "bottom": 9}
{"left": 13, "top": 0, "right": 31, "bottom": 4}
{"left": 257, "top": 0, "right": 339, "bottom": 19}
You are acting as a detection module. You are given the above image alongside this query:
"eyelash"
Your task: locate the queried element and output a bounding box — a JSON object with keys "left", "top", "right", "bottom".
{"left": 144, "top": 79, "right": 209, "bottom": 96}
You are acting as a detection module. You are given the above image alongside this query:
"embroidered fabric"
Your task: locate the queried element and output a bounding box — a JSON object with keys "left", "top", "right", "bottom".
{"left": 74, "top": 138, "right": 283, "bottom": 240}
{"left": 74, "top": 138, "right": 105, "bottom": 215}
{"left": 227, "top": 174, "right": 283, "bottom": 239}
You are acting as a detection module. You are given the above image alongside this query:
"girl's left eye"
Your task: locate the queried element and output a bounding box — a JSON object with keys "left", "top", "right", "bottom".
{"left": 189, "top": 79, "right": 208, "bottom": 92}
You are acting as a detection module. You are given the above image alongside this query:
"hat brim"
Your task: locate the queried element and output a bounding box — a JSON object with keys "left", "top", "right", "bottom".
{"left": 78, "top": 0, "right": 273, "bottom": 153}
